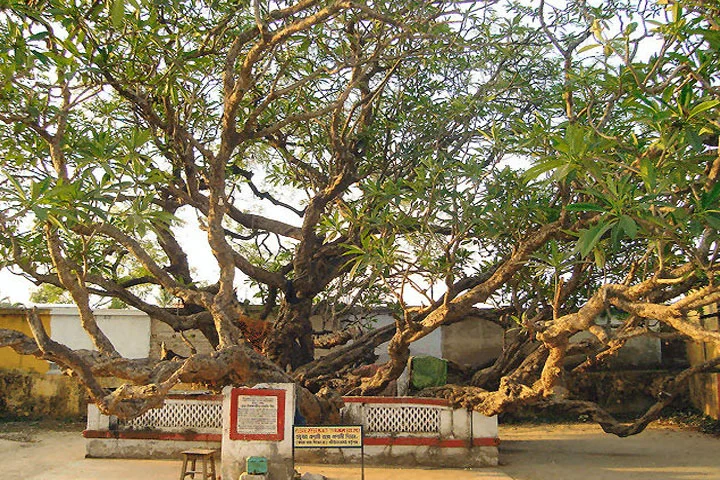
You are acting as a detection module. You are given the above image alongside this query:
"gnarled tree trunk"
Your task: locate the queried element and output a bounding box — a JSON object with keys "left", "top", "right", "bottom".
{"left": 264, "top": 298, "right": 315, "bottom": 371}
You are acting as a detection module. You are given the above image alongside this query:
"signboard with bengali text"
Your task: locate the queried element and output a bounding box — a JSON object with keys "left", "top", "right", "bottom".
{"left": 235, "top": 394, "right": 278, "bottom": 436}
{"left": 229, "top": 388, "right": 286, "bottom": 441}
{"left": 293, "top": 425, "right": 363, "bottom": 448}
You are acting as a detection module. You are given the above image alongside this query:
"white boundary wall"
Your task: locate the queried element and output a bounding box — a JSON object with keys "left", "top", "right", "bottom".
{"left": 48, "top": 306, "right": 150, "bottom": 359}
{"left": 84, "top": 394, "right": 222, "bottom": 459}
{"left": 84, "top": 393, "right": 499, "bottom": 469}
{"left": 296, "top": 396, "right": 498, "bottom": 468}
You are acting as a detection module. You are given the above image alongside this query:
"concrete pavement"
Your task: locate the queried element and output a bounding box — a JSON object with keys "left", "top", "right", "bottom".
{"left": 1, "top": 430, "right": 511, "bottom": 480}
{"left": 25, "top": 458, "right": 513, "bottom": 480}
{"left": 19, "top": 458, "right": 511, "bottom": 480}
{"left": 295, "top": 464, "right": 513, "bottom": 480}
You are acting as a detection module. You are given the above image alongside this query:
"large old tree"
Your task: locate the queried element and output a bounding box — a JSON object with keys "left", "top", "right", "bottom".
{"left": 1, "top": 0, "right": 719, "bottom": 434}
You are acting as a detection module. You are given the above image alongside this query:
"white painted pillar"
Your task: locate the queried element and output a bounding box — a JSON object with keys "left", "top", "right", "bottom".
{"left": 222, "top": 384, "right": 295, "bottom": 480}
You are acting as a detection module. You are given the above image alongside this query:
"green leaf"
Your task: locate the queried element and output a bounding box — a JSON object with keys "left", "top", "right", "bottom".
{"left": 618, "top": 215, "right": 638, "bottom": 239}
{"left": 2, "top": 170, "right": 27, "bottom": 203}
{"left": 678, "top": 84, "right": 692, "bottom": 111}
{"left": 700, "top": 29, "right": 720, "bottom": 51}
{"left": 565, "top": 124, "right": 585, "bottom": 155}
{"left": 578, "top": 44, "right": 601, "bottom": 54}
{"left": 701, "top": 182, "right": 720, "bottom": 210}
{"left": 578, "top": 219, "right": 616, "bottom": 257}
{"left": 31, "top": 51, "right": 51, "bottom": 66}
{"left": 27, "top": 32, "right": 50, "bottom": 42}
{"left": 524, "top": 158, "right": 568, "bottom": 181}
{"left": 706, "top": 213, "right": 720, "bottom": 230}
{"left": 566, "top": 203, "right": 606, "bottom": 213}
{"left": 30, "top": 178, "right": 51, "bottom": 201}
{"left": 639, "top": 157, "right": 657, "bottom": 191}
{"left": 671, "top": 2, "right": 682, "bottom": 22}
{"left": 686, "top": 128, "right": 704, "bottom": 152}
{"left": 593, "top": 248, "right": 606, "bottom": 269}
{"left": 111, "top": 0, "right": 125, "bottom": 28}
{"left": 32, "top": 206, "right": 48, "bottom": 222}
{"left": 688, "top": 100, "right": 720, "bottom": 119}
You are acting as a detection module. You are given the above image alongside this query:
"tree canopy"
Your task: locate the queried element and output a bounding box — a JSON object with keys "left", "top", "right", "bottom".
{"left": 0, "top": 0, "right": 719, "bottom": 434}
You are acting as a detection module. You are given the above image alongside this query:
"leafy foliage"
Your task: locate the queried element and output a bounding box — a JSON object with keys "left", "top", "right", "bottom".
{"left": 0, "top": 0, "right": 718, "bottom": 435}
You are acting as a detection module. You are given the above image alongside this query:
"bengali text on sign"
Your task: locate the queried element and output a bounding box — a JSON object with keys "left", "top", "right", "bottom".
{"left": 235, "top": 395, "right": 279, "bottom": 435}
{"left": 293, "top": 426, "right": 363, "bottom": 448}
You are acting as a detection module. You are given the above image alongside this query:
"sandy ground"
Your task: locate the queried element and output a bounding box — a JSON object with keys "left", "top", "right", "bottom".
{"left": 0, "top": 428, "right": 178, "bottom": 480}
{"left": 0, "top": 421, "right": 719, "bottom": 479}
{"left": 500, "top": 423, "right": 720, "bottom": 480}
{"left": 0, "top": 423, "right": 509, "bottom": 480}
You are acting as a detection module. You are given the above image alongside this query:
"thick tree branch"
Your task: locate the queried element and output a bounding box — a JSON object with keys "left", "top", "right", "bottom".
{"left": 45, "top": 225, "right": 118, "bottom": 357}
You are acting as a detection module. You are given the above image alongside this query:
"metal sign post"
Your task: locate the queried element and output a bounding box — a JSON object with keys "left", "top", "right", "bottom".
{"left": 292, "top": 425, "right": 364, "bottom": 480}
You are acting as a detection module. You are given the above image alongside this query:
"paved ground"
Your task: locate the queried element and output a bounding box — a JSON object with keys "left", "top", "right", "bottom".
{"left": 0, "top": 429, "right": 510, "bottom": 480}
{"left": 500, "top": 423, "right": 720, "bottom": 480}
{"left": 295, "top": 465, "right": 510, "bottom": 480}
{"left": 3, "top": 422, "right": 720, "bottom": 479}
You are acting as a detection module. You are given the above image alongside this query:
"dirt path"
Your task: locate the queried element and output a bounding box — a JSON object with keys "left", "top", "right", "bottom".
{"left": 499, "top": 423, "right": 720, "bottom": 480}
{"left": 0, "top": 425, "right": 85, "bottom": 479}
{"left": 0, "top": 428, "right": 181, "bottom": 480}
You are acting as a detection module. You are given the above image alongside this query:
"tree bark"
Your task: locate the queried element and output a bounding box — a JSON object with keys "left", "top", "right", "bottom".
{"left": 295, "top": 324, "right": 396, "bottom": 392}
{"left": 263, "top": 297, "right": 315, "bottom": 371}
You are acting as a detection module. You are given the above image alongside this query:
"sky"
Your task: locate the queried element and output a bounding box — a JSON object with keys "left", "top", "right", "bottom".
{"left": 0, "top": 268, "right": 32, "bottom": 304}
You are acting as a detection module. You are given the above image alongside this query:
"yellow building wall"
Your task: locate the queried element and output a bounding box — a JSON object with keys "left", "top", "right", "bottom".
{"left": 0, "top": 370, "right": 87, "bottom": 419}
{"left": 687, "top": 304, "right": 720, "bottom": 419}
{"left": 0, "top": 308, "right": 52, "bottom": 374}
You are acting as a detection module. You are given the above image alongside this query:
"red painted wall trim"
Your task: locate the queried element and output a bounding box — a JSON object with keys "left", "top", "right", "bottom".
{"left": 229, "top": 387, "right": 286, "bottom": 441}
{"left": 83, "top": 430, "right": 222, "bottom": 442}
{"left": 362, "top": 436, "right": 499, "bottom": 447}
{"left": 343, "top": 396, "right": 449, "bottom": 406}
{"left": 81, "top": 430, "right": 498, "bottom": 448}
{"left": 473, "top": 437, "right": 501, "bottom": 447}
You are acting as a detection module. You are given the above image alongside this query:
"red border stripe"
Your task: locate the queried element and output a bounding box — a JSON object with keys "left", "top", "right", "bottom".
{"left": 82, "top": 431, "right": 498, "bottom": 448}
{"left": 343, "top": 396, "right": 449, "bottom": 406}
{"left": 229, "top": 388, "right": 286, "bottom": 441}
{"left": 83, "top": 430, "right": 222, "bottom": 442}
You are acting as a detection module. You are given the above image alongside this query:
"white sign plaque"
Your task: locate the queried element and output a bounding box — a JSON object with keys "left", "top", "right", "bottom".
{"left": 235, "top": 394, "right": 279, "bottom": 435}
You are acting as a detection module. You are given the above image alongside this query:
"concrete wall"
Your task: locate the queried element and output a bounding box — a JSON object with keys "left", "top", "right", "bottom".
{"left": 222, "top": 384, "right": 295, "bottom": 480}
{"left": 689, "top": 373, "right": 720, "bottom": 419}
{"left": 687, "top": 304, "right": 720, "bottom": 419}
{"left": 374, "top": 313, "right": 442, "bottom": 363}
{"left": 83, "top": 392, "right": 499, "bottom": 470}
{"left": 687, "top": 304, "right": 719, "bottom": 365}
{"left": 379, "top": 313, "right": 663, "bottom": 373}
{"left": 567, "top": 330, "right": 662, "bottom": 369}
{"left": 149, "top": 319, "right": 214, "bottom": 360}
{"left": 84, "top": 401, "right": 222, "bottom": 458}
{"left": 0, "top": 308, "right": 52, "bottom": 373}
{"left": 296, "top": 397, "right": 498, "bottom": 468}
{"left": 441, "top": 317, "right": 504, "bottom": 369}
{"left": 49, "top": 306, "right": 150, "bottom": 358}
{"left": 0, "top": 369, "right": 86, "bottom": 419}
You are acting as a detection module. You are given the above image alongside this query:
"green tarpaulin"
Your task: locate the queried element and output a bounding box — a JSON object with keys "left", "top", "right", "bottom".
{"left": 410, "top": 355, "right": 448, "bottom": 390}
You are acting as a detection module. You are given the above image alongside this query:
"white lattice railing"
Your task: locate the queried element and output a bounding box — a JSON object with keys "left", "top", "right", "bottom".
{"left": 343, "top": 397, "right": 449, "bottom": 436}
{"left": 118, "top": 394, "right": 222, "bottom": 433}
{"left": 365, "top": 404, "right": 441, "bottom": 433}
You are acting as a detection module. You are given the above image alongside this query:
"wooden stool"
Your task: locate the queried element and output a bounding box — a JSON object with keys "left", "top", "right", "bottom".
{"left": 180, "top": 448, "right": 217, "bottom": 480}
